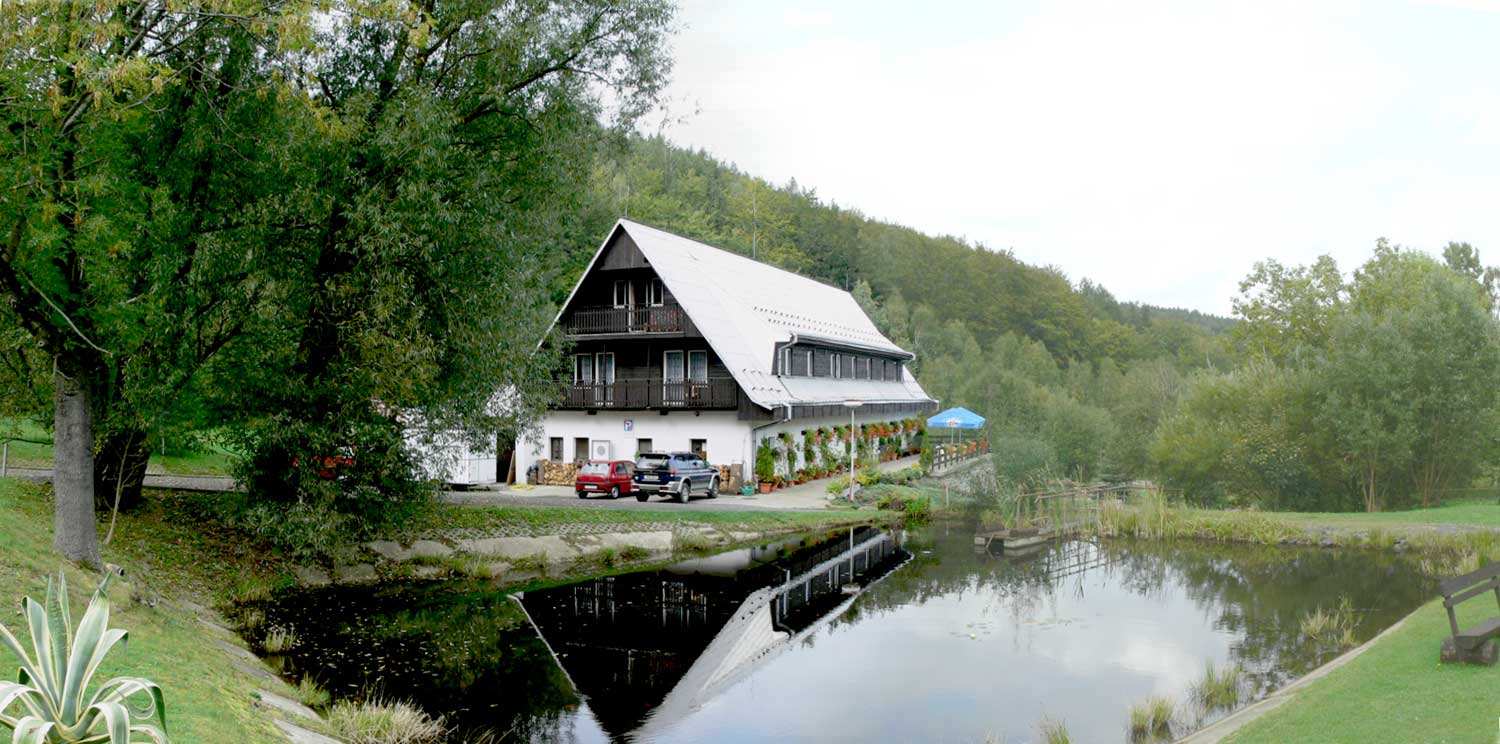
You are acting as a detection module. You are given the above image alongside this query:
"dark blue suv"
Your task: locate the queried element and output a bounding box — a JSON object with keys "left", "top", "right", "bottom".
{"left": 632, "top": 452, "right": 719, "bottom": 503}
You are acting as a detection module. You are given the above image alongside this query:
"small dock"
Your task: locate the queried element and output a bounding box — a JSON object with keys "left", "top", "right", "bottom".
{"left": 973, "top": 528, "right": 1057, "bottom": 553}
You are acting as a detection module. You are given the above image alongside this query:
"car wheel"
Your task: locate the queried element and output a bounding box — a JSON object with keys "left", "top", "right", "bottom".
{"left": 609, "top": 485, "right": 620, "bottom": 500}
{"left": 678, "top": 480, "right": 690, "bottom": 504}
{"left": 707, "top": 476, "right": 719, "bottom": 498}
{"left": 635, "top": 492, "right": 649, "bottom": 502}
{"left": 577, "top": 490, "right": 587, "bottom": 499}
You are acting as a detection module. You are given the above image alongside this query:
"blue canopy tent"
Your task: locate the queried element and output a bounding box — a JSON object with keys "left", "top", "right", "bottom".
{"left": 927, "top": 407, "right": 986, "bottom": 445}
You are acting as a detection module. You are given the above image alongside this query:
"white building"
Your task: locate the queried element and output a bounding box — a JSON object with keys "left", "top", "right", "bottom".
{"left": 516, "top": 219, "right": 937, "bottom": 485}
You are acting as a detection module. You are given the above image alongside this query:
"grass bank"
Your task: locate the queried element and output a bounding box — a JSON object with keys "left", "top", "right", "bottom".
{"left": 1096, "top": 496, "right": 1500, "bottom": 573}
{"left": 1092, "top": 495, "right": 1499, "bottom": 743}
{"left": 0, "top": 417, "right": 235, "bottom": 475}
{"left": 1223, "top": 598, "right": 1500, "bottom": 744}
{"left": 1272, "top": 499, "right": 1500, "bottom": 530}
{"left": 0, "top": 478, "right": 299, "bottom": 743}
{"left": 404, "top": 501, "right": 898, "bottom": 540}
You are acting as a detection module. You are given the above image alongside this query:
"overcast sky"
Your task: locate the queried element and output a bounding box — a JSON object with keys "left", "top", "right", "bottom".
{"left": 653, "top": 0, "right": 1500, "bottom": 315}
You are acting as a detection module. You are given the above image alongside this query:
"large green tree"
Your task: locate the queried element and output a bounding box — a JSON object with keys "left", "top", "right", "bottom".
{"left": 0, "top": 1, "right": 318, "bottom": 566}
{"left": 0, "top": 0, "right": 675, "bottom": 565}
{"left": 227, "top": 0, "right": 674, "bottom": 555}
{"left": 1156, "top": 242, "right": 1500, "bottom": 511}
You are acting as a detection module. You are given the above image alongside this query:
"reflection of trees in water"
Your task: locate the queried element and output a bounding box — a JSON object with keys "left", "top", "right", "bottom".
{"left": 834, "top": 526, "right": 1433, "bottom": 697}
{"left": 1098, "top": 539, "right": 1433, "bottom": 693}
{"left": 248, "top": 581, "right": 579, "bottom": 743}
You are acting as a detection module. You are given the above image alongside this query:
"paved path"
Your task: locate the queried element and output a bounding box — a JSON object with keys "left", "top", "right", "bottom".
{"left": 2, "top": 466, "right": 237, "bottom": 492}
{"left": 443, "top": 455, "right": 923, "bottom": 512}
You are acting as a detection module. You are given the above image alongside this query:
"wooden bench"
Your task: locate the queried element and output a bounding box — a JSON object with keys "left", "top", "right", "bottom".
{"left": 1439, "top": 562, "right": 1500, "bottom": 664}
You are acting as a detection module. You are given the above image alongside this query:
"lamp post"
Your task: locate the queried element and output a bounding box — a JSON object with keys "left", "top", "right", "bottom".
{"left": 843, "top": 400, "right": 863, "bottom": 500}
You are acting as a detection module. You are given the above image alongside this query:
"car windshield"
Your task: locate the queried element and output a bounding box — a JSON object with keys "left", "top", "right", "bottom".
{"left": 635, "top": 454, "right": 669, "bottom": 469}
{"left": 579, "top": 462, "right": 610, "bottom": 475}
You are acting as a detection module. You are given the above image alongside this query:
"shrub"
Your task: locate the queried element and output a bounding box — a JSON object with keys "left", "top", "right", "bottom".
{"left": 232, "top": 416, "right": 437, "bottom": 561}
{"left": 328, "top": 698, "right": 445, "bottom": 744}
{"left": 0, "top": 571, "right": 167, "bottom": 744}
{"left": 755, "top": 440, "right": 776, "bottom": 483}
{"left": 991, "top": 434, "right": 1056, "bottom": 489}
{"left": 869, "top": 485, "right": 932, "bottom": 520}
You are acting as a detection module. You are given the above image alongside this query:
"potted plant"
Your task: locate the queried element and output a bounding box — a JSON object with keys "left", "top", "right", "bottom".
{"left": 755, "top": 440, "right": 776, "bottom": 493}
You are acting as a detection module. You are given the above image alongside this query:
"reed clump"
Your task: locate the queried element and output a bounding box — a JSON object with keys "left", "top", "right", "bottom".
{"left": 1127, "top": 696, "right": 1173, "bottom": 741}
{"left": 295, "top": 677, "right": 331, "bottom": 708}
{"left": 1300, "top": 596, "right": 1360, "bottom": 650}
{"left": 1190, "top": 661, "right": 1243, "bottom": 711}
{"left": 1037, "top": 716, "right": 1071, "bottom": 744}
{"left": 262, "top": 624, "right": 300, "bottom": 653}
{"left": 329, "top": 697, "right": 446, "bottom": 744}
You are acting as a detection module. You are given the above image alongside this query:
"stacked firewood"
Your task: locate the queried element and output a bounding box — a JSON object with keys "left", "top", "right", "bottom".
{"left": 538, "top": 460, "right": 578, "bottom": 486}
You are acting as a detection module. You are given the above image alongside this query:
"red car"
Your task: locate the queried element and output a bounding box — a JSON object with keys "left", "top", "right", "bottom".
{"left": 575, "top": 460, "right": 636, "bottom": 499}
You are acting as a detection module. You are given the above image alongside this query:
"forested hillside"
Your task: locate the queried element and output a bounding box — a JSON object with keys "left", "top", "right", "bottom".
{"left": 575, "top": 136, "right": 1230, "bottom": 366}
{"left": 570, "top": 135, "right": 1233, "bottom": 482}
{"left": 571, "top": 136, "right": 1500, "bottom": 510}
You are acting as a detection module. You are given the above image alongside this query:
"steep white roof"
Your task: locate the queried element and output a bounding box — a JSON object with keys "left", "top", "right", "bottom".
{"left": 555, "top": 220, "right": 935, "bottom": 411}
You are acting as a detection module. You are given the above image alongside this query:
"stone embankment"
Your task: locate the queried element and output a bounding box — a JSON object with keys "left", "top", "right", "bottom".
{"left": 290, "top": 523, "right": 828, "bottom": 588}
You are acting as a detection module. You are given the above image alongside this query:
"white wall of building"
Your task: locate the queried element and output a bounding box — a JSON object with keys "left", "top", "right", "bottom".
{"left": 408, "top": 429, "right": 500, "bottom": 486}
{"left": 518, "top": 408, "right": 924, "bottom": 484}
{"left": 517, "top": 410, "right": 751, "bottom": 480}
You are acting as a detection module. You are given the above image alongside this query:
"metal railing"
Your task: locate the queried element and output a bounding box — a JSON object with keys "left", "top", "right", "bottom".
{"left": 560, "top": 376, "right": 738, "bottom": 409}
{"left": 563, "top": 303, "right": 687, "bottom": 335}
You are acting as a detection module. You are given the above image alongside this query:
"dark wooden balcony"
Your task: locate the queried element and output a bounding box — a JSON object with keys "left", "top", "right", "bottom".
{"left": 559, "top": 376, "right": 738, "bottom": 409}
{"left": 563, "top": 303, "right": 687, "bottom": 336}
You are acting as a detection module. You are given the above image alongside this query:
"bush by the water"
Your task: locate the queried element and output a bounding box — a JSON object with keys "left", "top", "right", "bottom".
{"left": 863, "top": 484, "right": 932, "bottom": 519}
{"left": 225, "top": 417, "right": 437, "bottom": 562}
{"left": 990, "top": 434, "right": 1057, "bottom": 489}
{"left": 329, "top": 698, "right": 445, "bottom": 744}
{"left": 825, "top": 464, "right": 927, "bottom": 496}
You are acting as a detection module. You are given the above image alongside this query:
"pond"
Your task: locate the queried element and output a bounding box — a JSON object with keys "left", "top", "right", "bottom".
{"left": 239, "top": 525, "right": 1434, "bottom": 743}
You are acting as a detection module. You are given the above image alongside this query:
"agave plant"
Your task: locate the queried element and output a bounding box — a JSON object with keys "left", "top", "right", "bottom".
{"left": 0, "top": 572, "right": 167, "bottom": 743}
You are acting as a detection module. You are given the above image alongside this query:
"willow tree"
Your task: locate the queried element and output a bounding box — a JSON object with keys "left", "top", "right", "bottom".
{"left": 0, "top": 0, "right": 675, "bottom": 565}
{"left": 0, "top": 2, "right": 322, "bottom": 565}
{"left": 223, "top": 0, "right": 674, "bottom": 554}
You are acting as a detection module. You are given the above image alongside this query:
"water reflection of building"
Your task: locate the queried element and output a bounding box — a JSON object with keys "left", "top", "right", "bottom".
{"left": 519, "top": 527, "right": 909, "bottom": 740}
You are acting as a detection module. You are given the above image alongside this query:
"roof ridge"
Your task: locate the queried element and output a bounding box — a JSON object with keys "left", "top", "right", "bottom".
{"left": 618, "top": 218, "right": 855, "bottom": 296}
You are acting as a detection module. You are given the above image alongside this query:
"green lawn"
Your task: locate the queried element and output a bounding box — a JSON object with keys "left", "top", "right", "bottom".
{"left": 1228, "top": 598, "right": 1500, "bottom": 744}
{"left": 0, "top": 418, "right": 236, "bottom": 476}
{"left": 1271, "top": 499, "right": 1500, "bottom": 530}
{"left": 0, "top": 479, "right": 301, "bottom": 743}
{"left": 406, "top": 501, "right": 897, "bottom": 539}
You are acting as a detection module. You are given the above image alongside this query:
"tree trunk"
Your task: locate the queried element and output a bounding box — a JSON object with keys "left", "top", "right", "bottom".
{"left": 53, "top": 366, "right": 100, "bottom": 568}
{"left": 94, "top": 428, "right": 150, "bottom": 512}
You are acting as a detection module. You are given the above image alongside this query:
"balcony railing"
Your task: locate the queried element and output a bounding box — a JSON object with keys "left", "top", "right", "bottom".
{"left": 560, "top": 376, "right": 738, "bottom": 409}
{"left": 563, "top": 303, "right": 686, "bottom": 336}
